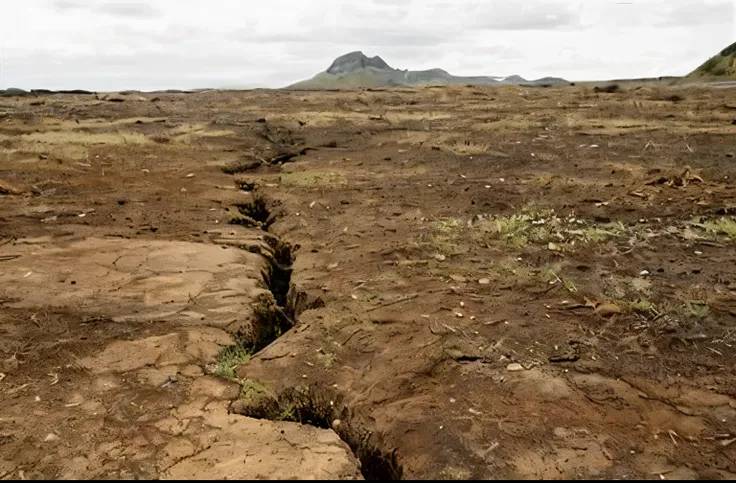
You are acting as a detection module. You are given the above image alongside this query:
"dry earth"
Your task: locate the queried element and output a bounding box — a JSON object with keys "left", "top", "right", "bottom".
{"left": 1, "top": 83, "right": 736, "bottom": 479}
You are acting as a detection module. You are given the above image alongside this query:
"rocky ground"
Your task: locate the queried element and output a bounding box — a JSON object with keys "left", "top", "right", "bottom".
{"left": 1, "top": 83, "right": 736, "bottom": 479}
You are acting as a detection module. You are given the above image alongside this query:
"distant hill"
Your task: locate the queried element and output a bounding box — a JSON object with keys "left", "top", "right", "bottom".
{"left": 688, "top": 41, "right": 736, "bottom": 79}
{"left": 286, "top": 51, "right": 571, "bottom": 89}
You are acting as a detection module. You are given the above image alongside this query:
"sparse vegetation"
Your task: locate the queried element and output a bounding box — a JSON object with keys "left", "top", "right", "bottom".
{"left": 686, "top": 301, "right": 710, "bottom": 318}
{"left": 689, "top": 41, "right": 736, "bottom": 78}
{"left": 216, "top": 341, "right": 253, "bottom": 380}
{"left": 700, "top": 217, "right": 736, "bottom": 239}
{"left": 618, "top": 299, "right": 654, "bottom": 314}
{"left": 280, "top": 170, "right": 347, "bottom": 187}
{"left": 316, "top": 351, "right": 337, "bottom": 368}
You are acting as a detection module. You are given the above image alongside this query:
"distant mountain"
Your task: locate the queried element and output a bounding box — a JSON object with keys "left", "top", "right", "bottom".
{"left": 286, "top": 51, "right": 571, "bottom": 89}
{"left": 688, "top": 41, "right": 736, "bottom": 79}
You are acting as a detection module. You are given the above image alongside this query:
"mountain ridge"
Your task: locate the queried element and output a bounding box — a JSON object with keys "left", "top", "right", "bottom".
{"left": 287, "top": 51, "right": 571, "bottom": 89}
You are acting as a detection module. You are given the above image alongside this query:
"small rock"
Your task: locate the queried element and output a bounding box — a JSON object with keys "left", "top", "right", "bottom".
{"left": 434, "top": 254, "right": 446, "bottom": 261}
{"left": 141, "top": 169, "right": 150, "bottom": 174}
{"left": 506, "top": 363, "right": 524, "bottom": 372}
{"left": 639, "top": 270, "right": 650, "bottom": 276}
{"left": 450, "top": 274, "right": 467, "bottom": 283}
{"left": 548, "top": 242, "right": 561, "bottom": 251}
{"left": 331, "top": 419, "right": 341, "bottom": 430}
{"left": 44, "top": 433, "right": 60, "bottom": 442}
{"left": 186, "top": 173, "right": 195, "bottom": 178}
{"left": 478, "top": 278, "right": 490, "bottom": 285}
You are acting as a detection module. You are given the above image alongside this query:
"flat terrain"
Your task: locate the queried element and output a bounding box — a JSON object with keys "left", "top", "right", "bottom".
{"left": 1, "top": 84, "right": 736, "bottom": 479}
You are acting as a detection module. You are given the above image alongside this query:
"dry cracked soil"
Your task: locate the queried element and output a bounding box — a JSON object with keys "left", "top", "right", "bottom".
{"left": 1, "top": 83, "right": 736, "bottom": 479}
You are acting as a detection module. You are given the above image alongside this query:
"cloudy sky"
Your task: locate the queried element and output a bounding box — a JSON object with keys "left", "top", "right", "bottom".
{"left": 1, "top": 0, "right": 734, "bottom": 90}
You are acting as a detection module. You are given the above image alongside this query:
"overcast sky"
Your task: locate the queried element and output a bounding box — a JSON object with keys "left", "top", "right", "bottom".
{"left": 1, "top": 0, "right": 734, "bottom": 90}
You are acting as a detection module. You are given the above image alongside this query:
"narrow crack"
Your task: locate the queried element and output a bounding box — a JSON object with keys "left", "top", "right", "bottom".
{"left": 219, "top": 179, "right": 403, "bottom": 480}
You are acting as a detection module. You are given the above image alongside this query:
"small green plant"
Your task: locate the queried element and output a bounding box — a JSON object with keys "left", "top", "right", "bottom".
{"left": 216, "top": 341, "right": 253, "bottom": 380}
{"left": 240, "top": 378, "right": 274, "bottom": 401}
{"left": 613, "top": 299, "right": 653, "bottom": 314}
{"left": 628, "top": 299, "right": 653, "bottom": 313}
{"left": 276, "top": 402, "right": 297, "bottom": 422}
{"left": 563, "top": 278, "right": 578, "bottom": 293}
{"left": 686, "top": 301, "right": 709, "bottom": 318}
{"left": 700, "top": 217, "right": 736, "bottom": 239}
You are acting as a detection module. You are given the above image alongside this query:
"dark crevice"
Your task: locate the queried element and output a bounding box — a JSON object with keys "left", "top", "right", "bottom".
{"left": 229, "top": 194, "right": 279, "bottom": 230}
{"left": 231, "top": 386, "right": 403, "bottom": 480}
{"left": 235, "top": 179, "right": 257, "bottom": 192}
{"left": 222, "top": 192, "right": 401, "bottom": 480}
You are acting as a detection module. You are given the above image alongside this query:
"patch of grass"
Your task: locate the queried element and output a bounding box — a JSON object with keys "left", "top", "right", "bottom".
{"left": 628, "top": 299, "right": 653, "bottom": 313}
{"left": 280, "top": 170, "right": 347, "bottom": 188}
{"left": 563, "top": 278, "right": 578, "bottom": 293}
{"left": 276, "top": 402, "right": 297, "bottom": 422}
{"left": 216, "top": 341, "right": 253, "bottom": 380}
{"left": 686, "top": 301, "right": 709, "bottom": 318}
{"left": 538, "top": 266, "right": 577, "bottom": 292}
{"left": 420, "top": 218, "right": 466, "bottom": 256}
{"left": 575, "top": 223, "right": 626, "bottom": 244}
{"left": 612, "top": 299, "right": 653, "bottom": 314}
{"left": 700, "top": 217, "right": 736, "bottom": 239}
{"left": 240, "top": 378, "right": 275, "bottom": 401}
{"left": 316, "top": 352, "right": 337, "bottom": 368}
{"left": 476, "top": 204, "right": 559, "bottom": 247}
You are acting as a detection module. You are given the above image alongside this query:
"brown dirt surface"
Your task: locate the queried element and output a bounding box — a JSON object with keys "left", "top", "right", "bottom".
{"left": 1, "top": 83, "right": 736, "bottom": 479}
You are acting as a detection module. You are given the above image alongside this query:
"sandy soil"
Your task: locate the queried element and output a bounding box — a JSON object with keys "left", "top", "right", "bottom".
{"left": 1, "top": 83, "right": 736, "bottom": 479}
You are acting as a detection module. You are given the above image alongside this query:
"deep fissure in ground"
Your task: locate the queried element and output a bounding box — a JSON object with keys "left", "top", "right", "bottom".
{"left": 219, "top": 180, "right": 403, "bottom": 480}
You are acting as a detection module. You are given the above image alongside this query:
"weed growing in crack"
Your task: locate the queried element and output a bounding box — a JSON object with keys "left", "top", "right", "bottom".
{"left": 240, "top": 378, "right": 275, "bottom": 400}
{"left": 216, "top": 340, "right": 253, "bottom": 380}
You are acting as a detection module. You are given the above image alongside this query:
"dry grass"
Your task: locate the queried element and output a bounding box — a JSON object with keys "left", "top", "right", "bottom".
{"left": 700, "top": 217, "right": 736, "bottom": 239}
{"left": 280, "top": 170, "right": 347, "bottom": 188}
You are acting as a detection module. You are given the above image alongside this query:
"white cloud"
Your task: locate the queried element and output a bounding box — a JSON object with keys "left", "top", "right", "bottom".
{"left": 0, "top": 0, "right": 733, "bottom": 90}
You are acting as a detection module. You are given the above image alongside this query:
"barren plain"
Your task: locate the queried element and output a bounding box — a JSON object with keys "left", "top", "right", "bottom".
{"left": 1, "top": 84, "right": 736, "bottom": 479}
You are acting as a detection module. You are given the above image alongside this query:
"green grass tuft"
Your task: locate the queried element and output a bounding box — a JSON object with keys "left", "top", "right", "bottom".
{"left": 216, "top": 341, "right": 253, "bottom": 380}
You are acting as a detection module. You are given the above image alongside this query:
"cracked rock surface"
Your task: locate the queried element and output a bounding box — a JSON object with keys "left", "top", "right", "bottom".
{"left": 0, "top": 235, "right": 362, "bottom": 480}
